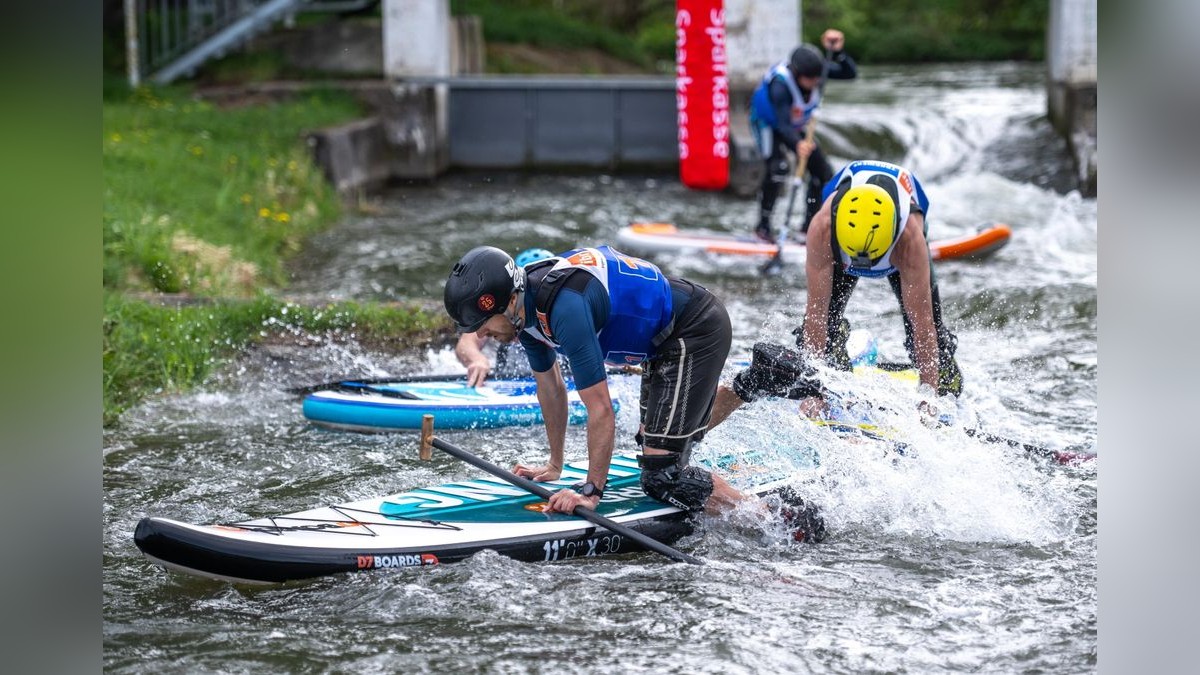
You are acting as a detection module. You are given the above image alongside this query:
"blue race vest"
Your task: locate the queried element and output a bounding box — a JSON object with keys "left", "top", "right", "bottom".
{"left": 526, "top": 246, "right": 673, "bottom": 366}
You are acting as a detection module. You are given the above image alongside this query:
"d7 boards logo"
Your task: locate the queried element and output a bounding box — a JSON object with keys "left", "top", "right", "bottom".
{"left": 357, "top": 553, "right": 439, "bottom": 569}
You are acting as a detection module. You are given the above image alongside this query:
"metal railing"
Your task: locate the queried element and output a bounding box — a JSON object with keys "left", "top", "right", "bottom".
{"left": 124, "top": 0, "right": 377, "bottom": 86}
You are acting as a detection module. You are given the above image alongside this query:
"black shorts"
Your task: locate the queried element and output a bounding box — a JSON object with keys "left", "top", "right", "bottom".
{"left": 638, "top": 281, "right": 732, "bottom": 452}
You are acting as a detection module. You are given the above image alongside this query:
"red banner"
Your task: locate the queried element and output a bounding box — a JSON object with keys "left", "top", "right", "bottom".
{"left": 676, "top": 0, "right": 729, "bottom": 190}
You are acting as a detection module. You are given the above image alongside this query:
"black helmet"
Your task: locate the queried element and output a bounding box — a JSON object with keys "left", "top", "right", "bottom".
{"left": 789, "top": 44, "right": 824, "bottom": 78}
{"left": 443, "top": 246, "right": 522, "bottom": 333}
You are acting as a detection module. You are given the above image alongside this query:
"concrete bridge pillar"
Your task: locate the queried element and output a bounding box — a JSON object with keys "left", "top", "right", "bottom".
{"left": 722, "top": 0, "right": 802, "bottom": 197}
{"left": 380, "top": 0, "right": 452, "bottom": 179}
{"left": 1047, "top": 0, "right": 1097, "bottom": 196}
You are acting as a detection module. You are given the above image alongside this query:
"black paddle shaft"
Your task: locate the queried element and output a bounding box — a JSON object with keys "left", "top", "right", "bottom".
{"left": 427, "top": 437, "right": 703, "bottom": 565}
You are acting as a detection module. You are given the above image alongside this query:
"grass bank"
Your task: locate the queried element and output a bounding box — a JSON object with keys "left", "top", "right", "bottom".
{"left": 103, "top": 85, "right": 358, "bottom": 295}
{"left": 102, "top": 83, "right": 449, "bottom": 426}
{"left": 102, "top": 293, "right": 447, "bottom": 427}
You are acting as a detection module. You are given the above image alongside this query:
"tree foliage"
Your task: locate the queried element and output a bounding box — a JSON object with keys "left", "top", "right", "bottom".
{"left": 804, "top": 0, "right": 1047, "bottom": 62}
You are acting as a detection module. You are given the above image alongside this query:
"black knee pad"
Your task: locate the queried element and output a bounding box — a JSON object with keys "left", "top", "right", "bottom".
{"left": 638, "top": 456, "right": 714, "bottom": 512}
{"left": 766, "top": 486, "right": 828, "bottom": 543}
{"left": 792, "top": 320, "right": 852, "bottom": 370}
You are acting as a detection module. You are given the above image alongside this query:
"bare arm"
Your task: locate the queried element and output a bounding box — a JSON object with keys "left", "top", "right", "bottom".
{"left": 892, "top": 213, "right": 940, "bottom": 393}
{"left": 514, "top": 364, "right": 568, "bottom": 482}
{"left": 455, "top": 333, "right": 492, "bottom": 387}
{"left": 802, "top": 197, "right": 836, "bottom": 357}
{"left": 543, "top": 377, "right": 614, "bottom": 514}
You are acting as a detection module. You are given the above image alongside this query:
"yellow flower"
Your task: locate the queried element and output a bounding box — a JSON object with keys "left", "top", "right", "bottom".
{"left": 258, "top": 208, "right": 271, "bottom": 218}
{"left": 109, "top": 133, "right": 122, "bottom": 143}
{"left": 275, "top": 212, "right": 291, "bottom": 223}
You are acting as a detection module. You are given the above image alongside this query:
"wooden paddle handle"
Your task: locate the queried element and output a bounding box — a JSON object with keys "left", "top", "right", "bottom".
{"left": 419, "top": 414, "right": 434, "bottom": 461}
{"left": 796, "top": 116, "right": 818, "bottom": 178}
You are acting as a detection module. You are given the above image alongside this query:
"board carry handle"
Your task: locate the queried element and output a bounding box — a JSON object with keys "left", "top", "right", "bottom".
{"left": 418, "top": 414, "right": 702, "bottom": 565}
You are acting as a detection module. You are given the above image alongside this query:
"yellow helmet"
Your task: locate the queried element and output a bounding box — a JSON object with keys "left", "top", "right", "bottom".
{"left": 834, "top": 183, "right": 898, "bottom": 267}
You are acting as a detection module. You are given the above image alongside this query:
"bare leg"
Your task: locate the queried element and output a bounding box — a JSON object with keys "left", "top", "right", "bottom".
{"left": 707, "top": 385, "right": 745, "bottom": 430}
{"left": 704, "top": 471, "right": 746, "bottom": 515}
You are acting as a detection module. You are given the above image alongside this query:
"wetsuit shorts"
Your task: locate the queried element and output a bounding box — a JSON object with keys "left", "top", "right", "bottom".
{"left": 637, "top": 279, "right": 732, "bottom": 452}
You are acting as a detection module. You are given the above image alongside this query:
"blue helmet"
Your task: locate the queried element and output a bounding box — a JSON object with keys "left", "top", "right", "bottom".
{"left": 514, "top": 248, "right": 553, "bottom": 267}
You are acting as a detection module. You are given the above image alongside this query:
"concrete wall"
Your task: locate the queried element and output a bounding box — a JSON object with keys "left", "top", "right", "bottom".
{"left": 302, "top": 0, "right": 792, "bottom": 196}
{"left": 382, "top": 0, "right": 451, "bottom": 79}
{"left": 1047, "top": 0, "right": 1097, "bottom": 196}
{"left": 302, "top": 77, "right": 760, "bottom": 196}
{"left": 305, "top": 83, "right": 448, "bottom": 189}
{"left": 724, "top": 0, "right": 802, "bottom": 92}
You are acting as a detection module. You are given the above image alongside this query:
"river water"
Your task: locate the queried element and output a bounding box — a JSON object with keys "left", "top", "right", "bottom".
{"left": 104, "top": 62, "right": 1097, "bottom": 673}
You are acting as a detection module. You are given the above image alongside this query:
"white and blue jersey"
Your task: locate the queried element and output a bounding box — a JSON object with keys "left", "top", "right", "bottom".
{"left": 750, "top": 61, "right": 821, "bottom": 133}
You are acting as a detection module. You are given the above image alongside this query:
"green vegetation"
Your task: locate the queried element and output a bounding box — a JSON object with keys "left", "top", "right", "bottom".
{"left": 451, "top": 0, "right": 674, "bottom": 72}
{"left": 103, "top": 85, "right": 357, "bottom": 295}
{"left": 102, "top": 293, "right": 446, "bottom": 426}
{"left": 449, "top": 0, "right": 1047, "bottom": 68}
{"left": 103, "top": 84, "right": 448, "bottom": 426}
{"left": 805, "top": 0, "right": 1047, "bottom": 62}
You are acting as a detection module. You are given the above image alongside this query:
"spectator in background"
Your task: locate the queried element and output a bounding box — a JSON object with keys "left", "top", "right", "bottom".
{"left": 750, "top": 29, "right": 857, "bottom": 244}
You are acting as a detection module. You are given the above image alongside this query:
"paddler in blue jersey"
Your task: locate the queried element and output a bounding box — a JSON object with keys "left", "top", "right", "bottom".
{"left": 711, "top": 160, "right": 964, "bottom": 425}
{"left": 751, "top": 29, "right": 857, "bottom": 244}
{"left": 444, "top": 245, "right": 826, "bottom": 543}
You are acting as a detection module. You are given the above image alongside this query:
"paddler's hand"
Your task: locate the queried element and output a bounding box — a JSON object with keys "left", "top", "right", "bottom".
{"left": 544, "top": 488, "right": 599, "bottom": 514}
{"left": 513, "top": 462, "right": 562, "bottom": 482}
{"left": 464, "top": 356, "right": 491, "bottom": 387}
{"left": 796, "top": 137, "right": 816, "bottom": 163}
{"left": 798, "top": 395, "right": 829, "bottom": 419}
{"left": 821, "top": 28, "right": 845, "bottom": 53}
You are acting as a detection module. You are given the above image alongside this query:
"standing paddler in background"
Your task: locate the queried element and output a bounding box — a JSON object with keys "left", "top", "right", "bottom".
{"left": 751, "top": 29, "right": 857, "bottom": 244}
{"left": 443, "top": 245, "right": 826, "bottom": 543}
{"left": 710, "top": 160, "right": 964, "bottom": 426}
{"left": 455, "top": 247, "right": 557, "bottom": 387}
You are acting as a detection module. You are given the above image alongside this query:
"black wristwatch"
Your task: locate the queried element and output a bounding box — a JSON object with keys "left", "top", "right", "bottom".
{"left": 577, "top": 481, "right": 604, "bottom": 499}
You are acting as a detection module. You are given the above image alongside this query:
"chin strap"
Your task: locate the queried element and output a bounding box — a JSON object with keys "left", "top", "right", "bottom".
{"left": 506, "top": 290, "right": 526, "bottom": 331}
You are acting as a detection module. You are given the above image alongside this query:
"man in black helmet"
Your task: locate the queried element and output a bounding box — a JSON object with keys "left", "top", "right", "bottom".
{"left": 443, "top": 245, "right": 826, "bottom": 543}
{"left": 750, "top": 28, "right": 857, "bottom": 244}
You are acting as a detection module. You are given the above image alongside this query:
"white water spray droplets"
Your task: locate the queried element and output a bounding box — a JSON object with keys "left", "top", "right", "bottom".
{"left": 696, "top": 362, "right": 1081, "bottom": 547}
